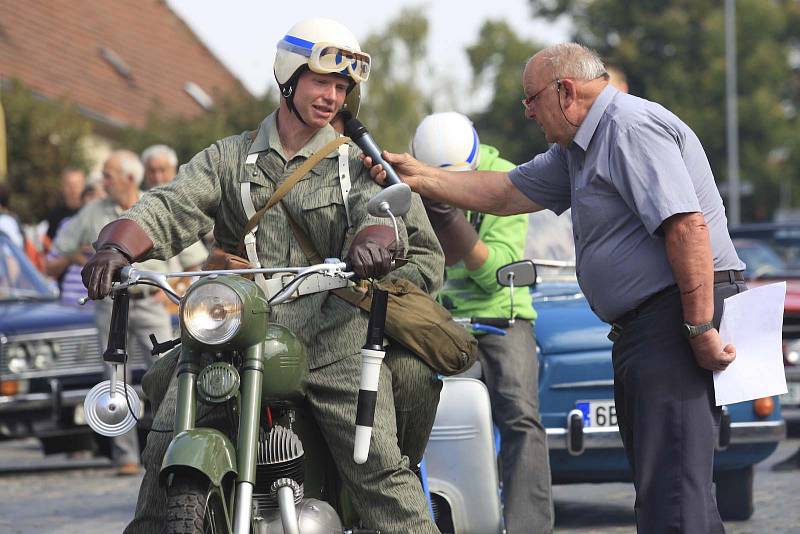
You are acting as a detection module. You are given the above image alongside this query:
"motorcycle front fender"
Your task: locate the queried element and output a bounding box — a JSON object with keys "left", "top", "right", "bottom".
{"left": 160, "top": 428, "right": 238, "bottom": 488}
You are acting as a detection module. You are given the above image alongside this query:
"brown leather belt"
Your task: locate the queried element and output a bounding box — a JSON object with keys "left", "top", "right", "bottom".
{"left": 713, "top": 269, "right": 744, "bottom": 284}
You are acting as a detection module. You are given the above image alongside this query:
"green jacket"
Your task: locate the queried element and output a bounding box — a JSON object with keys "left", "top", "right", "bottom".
{"left": 439, "top": 144, "right": 536, "bottom": 322}
{"left": 123, "top": 111, "right": 444, "bottom": 369}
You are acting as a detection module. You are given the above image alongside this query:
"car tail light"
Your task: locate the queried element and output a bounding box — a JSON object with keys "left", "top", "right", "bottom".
{"left": 783, "top": 339, "right": 800, "bottom": 365}
{"left": 753, "top": 396, "right": 774, "bottom": 418}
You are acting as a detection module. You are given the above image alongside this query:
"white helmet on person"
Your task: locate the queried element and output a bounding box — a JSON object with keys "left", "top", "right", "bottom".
{"left": 274, "top": 18, "right": 370, "bottom": 101}
{"left": 411, "top": 112, "right": 480, "bottom": 171}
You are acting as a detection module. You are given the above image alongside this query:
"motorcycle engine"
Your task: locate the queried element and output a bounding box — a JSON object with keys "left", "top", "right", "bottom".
{"left": 253, "top": 498, "right": 343, "bottom": 534}
{"left": 253, "top": 425, "right": 305, "bottom": 513}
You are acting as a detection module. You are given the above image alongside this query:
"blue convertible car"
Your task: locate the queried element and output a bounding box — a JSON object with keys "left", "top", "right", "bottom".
{"left": 534, "top": 264, "right": 785, "bottom": 521}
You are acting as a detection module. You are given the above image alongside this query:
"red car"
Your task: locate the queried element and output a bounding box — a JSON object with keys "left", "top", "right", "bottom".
{"left": 731, "top": 234, "right": 800, "bottom": 433}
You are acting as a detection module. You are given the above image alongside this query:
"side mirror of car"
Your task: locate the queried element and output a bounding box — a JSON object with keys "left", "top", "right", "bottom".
{"left": 496, "top": 260, "right": 537, "bottom": 289}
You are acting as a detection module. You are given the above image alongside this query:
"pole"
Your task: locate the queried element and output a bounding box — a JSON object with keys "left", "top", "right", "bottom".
{"left": 725, "top": 0, "right": 741, "bottom": 225}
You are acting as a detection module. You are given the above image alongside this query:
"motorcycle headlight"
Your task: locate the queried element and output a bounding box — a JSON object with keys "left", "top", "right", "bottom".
{"left": 182, "top": 282, "right": 243, "bottom": 345}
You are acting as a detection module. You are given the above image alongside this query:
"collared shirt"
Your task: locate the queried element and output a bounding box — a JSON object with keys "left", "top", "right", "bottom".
{"left": 124, "top": 111, "right": 443, "bottom": 368}
{"left": 509, "top": 86, "right": 743, "bottom": 322}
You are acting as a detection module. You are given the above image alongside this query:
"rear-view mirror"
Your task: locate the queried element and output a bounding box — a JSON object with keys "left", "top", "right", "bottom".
{"left": 496, "top": 260, "right": 537, "bottom": 289}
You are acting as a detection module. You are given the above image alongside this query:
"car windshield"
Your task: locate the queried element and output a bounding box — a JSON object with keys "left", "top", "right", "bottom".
{"left": 0, "top": 234, "right": 58, "bottom": 301}
{"left": 731, "top": 238, "right": 790, "bottom": 279}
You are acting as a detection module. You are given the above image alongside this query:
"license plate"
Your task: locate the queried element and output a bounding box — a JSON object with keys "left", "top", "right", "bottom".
{"left": 576, "top": 400, "right": 618, "bottom": 427}
{"left": 783, "top": 382, "right": 800, "bottom": 406}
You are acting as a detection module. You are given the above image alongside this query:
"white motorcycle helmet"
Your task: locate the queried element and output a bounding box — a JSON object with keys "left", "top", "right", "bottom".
{"left": 274, "top": 18, "right": 370, "bottom": 120}
{"left": 411, "top": 112, "right": 480, "bottom": 171}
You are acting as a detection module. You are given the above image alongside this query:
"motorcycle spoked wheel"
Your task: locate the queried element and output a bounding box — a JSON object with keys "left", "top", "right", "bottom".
{"left": 166, "top": 471, "right": 229, "bottom": 534}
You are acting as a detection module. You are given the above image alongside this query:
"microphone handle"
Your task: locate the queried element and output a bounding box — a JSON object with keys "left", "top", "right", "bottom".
{"left": 353, "top": 134, "right": 403, "bottom": 187}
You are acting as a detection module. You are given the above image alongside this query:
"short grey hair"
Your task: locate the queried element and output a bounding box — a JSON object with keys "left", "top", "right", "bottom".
{"left": 533, "top": 43, "right": 607, "bottom": 81}
{"left": 113, "top": 149, "right": 145, "bottom": 187}
{"left": 141, "top": 144, "right": 178, "bottom": 168}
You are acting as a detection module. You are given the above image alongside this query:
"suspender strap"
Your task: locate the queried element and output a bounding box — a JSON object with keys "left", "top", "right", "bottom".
{"left": 241, "top": 135, "right": 351, "bottom": 241}
{"left": 338, "top": 142, "right": 352, "bottom": 227}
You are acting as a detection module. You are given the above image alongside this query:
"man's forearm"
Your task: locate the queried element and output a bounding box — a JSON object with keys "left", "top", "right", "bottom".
{"left": 663, "top": 212, "right": 714, "bottom": 324}
{"left": 417, "top": 169, "right": 537, "bottom": 216}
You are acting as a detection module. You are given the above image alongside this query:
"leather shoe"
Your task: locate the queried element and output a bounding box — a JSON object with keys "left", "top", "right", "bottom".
{"left": 116, "top": 462, "right": 141, "bottom": 476}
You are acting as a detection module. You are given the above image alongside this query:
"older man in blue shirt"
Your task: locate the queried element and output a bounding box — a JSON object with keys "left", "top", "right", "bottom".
{"left": 365, "top": 43, "right": 744, "bottom": 533}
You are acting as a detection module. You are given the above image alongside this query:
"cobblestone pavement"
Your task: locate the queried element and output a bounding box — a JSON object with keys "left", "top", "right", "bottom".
{"left": 0, "top": 437, "right": 797, "bottom": 533}
{"left": 553, "top": 438, "right": 800, "bottom": 533}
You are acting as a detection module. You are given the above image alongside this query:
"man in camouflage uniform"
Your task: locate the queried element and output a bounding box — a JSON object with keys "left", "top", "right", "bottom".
{"left": 82, "top": 17, "right": 443, "bottom": 534}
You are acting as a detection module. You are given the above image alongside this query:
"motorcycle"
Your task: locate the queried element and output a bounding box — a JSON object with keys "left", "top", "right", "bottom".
{"left": 83, "top": 185, "right": 412, "bottom": 534}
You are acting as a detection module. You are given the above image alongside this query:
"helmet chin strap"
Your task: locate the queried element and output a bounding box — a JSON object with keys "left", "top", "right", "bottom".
{"left": 280, "top": 68, "right": 310, "bottom": 127}
{"left": 281, "top": 85, "right": 310, "bottom": 127}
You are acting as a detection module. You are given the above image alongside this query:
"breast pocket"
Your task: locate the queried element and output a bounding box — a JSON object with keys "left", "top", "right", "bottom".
{"left": 573, "top": 176, "right": 623, "bottom": 238}
{"left": 301, "top": 186, "right": 348, "bottom": 257}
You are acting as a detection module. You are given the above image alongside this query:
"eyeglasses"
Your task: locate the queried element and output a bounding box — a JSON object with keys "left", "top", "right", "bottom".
{"left": 521, "top": 79, "right": 559, "bottom": 110}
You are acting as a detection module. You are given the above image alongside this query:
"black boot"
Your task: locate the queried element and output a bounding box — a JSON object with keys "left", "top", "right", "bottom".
{"left": 771, "top": 449, "right": 800, "bottom": 472}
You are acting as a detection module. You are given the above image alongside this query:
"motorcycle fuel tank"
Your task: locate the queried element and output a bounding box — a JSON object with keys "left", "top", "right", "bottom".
{"left": 260, "top": 323, "right": 308, "bottom": 402}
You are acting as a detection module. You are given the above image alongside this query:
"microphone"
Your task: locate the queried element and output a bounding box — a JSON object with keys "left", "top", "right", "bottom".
{"left": 342, "top": 112, "right": 403, "bottom": 187}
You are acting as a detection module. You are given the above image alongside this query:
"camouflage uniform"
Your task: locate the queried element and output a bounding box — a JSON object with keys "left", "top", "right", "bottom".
{"left": 122, "top": 112, "right": 444, "bottom": 534}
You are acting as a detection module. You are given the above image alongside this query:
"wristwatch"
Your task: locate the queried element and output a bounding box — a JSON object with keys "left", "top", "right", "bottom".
{"left": 683, "top": 320, "right": 714, "bottom": 339}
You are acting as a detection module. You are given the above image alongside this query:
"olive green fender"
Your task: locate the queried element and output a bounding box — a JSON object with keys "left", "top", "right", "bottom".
{"left": 160, "top": 428, "right": 237, "bottom": 487}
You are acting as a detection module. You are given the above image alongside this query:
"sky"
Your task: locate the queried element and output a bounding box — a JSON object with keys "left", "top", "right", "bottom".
{"left": 167, "top": 0, "right": 571, "bottom": 111}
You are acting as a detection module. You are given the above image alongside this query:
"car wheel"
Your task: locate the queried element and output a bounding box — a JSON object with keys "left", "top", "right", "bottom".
{"left": 714, "top": 466, "right": 754, "bottom": 521}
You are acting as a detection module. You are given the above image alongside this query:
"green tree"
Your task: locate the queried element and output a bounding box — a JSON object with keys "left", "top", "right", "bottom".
{"left": 125, "top": 89, "right": 278, "bottom": 165}
{"left": 358, "top": 7, "right": 434, "bottom": 152}
{"left": 466, "top": 20, "right": 549, "bottom": 165}
{"left": 2, "top": 80, "right": 92, "bottom": 222}
{"left": 528, "top": 0, "right": 800, "bottom": 221}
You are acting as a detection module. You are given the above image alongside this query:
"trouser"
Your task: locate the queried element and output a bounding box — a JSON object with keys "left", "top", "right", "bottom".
{"left": 124, "top": 344, "right": 442, "bottom": 534}
{"left": 478, "top": 320, "right": 553, "bottom": 534}
{"left": 95, "top": 296, "right": 172, "bottom": 467}
{"left": 611, "top": 280, "right": 745, "bottom": 533}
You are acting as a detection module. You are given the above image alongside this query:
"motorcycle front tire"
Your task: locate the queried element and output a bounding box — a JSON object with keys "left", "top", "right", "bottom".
{"left": 166, "top": 471, "right": 229, "bottom": 534}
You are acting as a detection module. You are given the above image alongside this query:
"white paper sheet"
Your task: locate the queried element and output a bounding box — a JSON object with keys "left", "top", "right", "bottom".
{"left": 714, "top": 282, "right": 788, "bottom": 406}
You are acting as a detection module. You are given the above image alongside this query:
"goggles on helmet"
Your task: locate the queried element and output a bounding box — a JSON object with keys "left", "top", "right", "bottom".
{"left": 278, "top": 35, "right": 371, "bottom": 83}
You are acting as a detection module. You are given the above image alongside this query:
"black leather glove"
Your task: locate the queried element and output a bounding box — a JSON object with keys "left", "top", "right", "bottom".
{"left": 81, "top": 247, "right": 131, "bottom": 300}
{"left": 80, "top": 219, "right": 154, "bottom": 300}
{"left": 422, "top": 197, "right": 479, "bottom": 266}
{"left": 346, "top": 225, "right": 398, "bottom": 279}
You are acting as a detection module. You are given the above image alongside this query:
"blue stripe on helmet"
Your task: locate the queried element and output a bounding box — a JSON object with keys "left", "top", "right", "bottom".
{"left": 466, "top": 128, "right": 479, "bottom": 165}
{"left": 283, "top": 34, "right": 315, "bottom": 50}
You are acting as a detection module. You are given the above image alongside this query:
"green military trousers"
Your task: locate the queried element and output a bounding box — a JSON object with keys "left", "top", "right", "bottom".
{"left": 124, "top": 344, "right": 442, "bottom": 534}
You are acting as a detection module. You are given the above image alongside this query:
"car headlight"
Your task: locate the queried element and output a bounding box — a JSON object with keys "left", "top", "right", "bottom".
{"left": 5, "top": 344, "right": 28, "bottom": 373}
{"left": 30, "top": 341, "right": 54, "bottom": 370}
{"left": 182, "top": 282, "right": 243, "bottom": 345}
